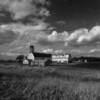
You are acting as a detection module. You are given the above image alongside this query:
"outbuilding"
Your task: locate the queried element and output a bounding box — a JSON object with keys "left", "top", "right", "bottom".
{"left": 52, "top": 53, "right": 71, "bottom": 63}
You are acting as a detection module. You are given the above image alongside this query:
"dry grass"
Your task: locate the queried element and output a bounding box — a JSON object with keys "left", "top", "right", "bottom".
{"left": 1, "top": 64, "right": 100, "bottom": 100}
{"left": 1, "top": 76, "right": 100, "bottom": 100}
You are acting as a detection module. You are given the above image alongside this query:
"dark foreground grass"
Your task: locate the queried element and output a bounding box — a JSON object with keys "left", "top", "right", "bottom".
{"left": 1, "top": 75, "right": 100, "bottom": 100}
{"left": 1, "top": 63, "right": 100, "bottom": 100}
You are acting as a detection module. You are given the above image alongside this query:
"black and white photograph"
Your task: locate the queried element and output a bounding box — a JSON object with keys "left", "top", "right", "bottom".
{"left": 1, "top": 0, "right": 100, "bottom": 100}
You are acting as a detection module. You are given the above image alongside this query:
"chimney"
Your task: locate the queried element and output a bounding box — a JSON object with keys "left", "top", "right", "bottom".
{"left": 29, "top": 45, "right": 34, "bottom": 53}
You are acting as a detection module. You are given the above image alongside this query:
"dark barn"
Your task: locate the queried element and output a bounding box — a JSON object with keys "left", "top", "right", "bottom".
{"left": 33, "top": 52, "right": 52, "bottom": 66}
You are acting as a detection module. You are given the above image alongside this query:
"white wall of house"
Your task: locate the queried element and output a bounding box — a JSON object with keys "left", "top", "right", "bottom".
{"left": 27, "top": 53, "right": 35, "bottom": 61}
{"left": 52, "top": 54, "right": 71, "bottom": 63}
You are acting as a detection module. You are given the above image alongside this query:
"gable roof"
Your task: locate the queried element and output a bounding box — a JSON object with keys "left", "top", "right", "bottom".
{"left": 33, "top": 52, "right": 52, "bottom": 58}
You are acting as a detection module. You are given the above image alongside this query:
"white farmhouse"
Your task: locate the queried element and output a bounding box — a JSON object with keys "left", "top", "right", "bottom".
{"left": 52, "top": 53, "right": 71, "bottom": 63}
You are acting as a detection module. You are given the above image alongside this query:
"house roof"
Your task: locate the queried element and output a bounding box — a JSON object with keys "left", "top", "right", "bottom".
{"left": 33, "top": 52, "right": 52, "bottom": 58}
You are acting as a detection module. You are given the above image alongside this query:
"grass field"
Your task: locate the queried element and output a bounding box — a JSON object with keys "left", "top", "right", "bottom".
{"left": 1, "top": 62, "right": 100, "bottom": 100}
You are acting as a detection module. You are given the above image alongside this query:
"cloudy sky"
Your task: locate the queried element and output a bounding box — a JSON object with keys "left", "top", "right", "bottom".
{"left": 0, "top": 0, "right": 100, "bottom": 59}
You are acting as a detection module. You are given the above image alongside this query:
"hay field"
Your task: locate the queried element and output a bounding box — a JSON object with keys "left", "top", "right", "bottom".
{"left": 1, "top": 63, "right": 100, "bottom": 100}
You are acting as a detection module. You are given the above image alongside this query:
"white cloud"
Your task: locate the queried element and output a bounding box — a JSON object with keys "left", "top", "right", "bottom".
{"left": 0, "top": 0, "right": 50, "bottom": 20}
{"left": 0, "top": 22, "right": 51, "bottom": 54}
{"left": 1, "top": 52, "right": 20, "bottom": 56}
{"left": 70, "top": 49, "right": 84, "bottom": 54}
{"left": 1, "top": 23, "right": 100, "bottom": 55}
{"left": 56, "top": 20, "right": 66, "bottom": 25}
{"left": 0, "top": 22, "right": 49, "bottom": 35}
{"left": 42, "top": 48, "right": 63, "bottom": 54}
{"left": 67, "top": 26, "right": 100, "bottom": 45}
{"left": 89, "top": 48, "right": 100, "bottom": 53}
{"left": 48, "top": 31, "right": 58, "bottom": 42}
{"left": 42, "top": 48, "right": 53, "bottom": 53}
{"left": 77, "top": 26, "right": 100, "bottom": 43}
{"left": 9, "top": 46, "right": 23, "bottom": 52}
{"left": 46, "top": 25, "right": 100, "bottom": 47}
{"left": 67, "top": 28, "right": 88, "bottom": 42}
{"left": 47, "top": 29, "right": 88, "bottom": 44}
{"left": 47, "top": 30, "right": 69, "bottom": 42}
{"left": 54, "top": 49, "right": 63, "bottom": 53}
{"left": 0, "top": 29, "right": 17, "bottom": 45}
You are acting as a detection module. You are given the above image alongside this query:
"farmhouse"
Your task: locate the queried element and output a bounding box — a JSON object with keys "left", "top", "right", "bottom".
{"left": 52, "top": 53, "right": 71, "bottom": 63}
{"left": 16, "top": 45, "right": 71, "bottom": 66}
{"left": 26, "top": 45, "right": 52, "bottom": 66}
{"left": 28, "top": 45, "right": 71, "bottom": 63}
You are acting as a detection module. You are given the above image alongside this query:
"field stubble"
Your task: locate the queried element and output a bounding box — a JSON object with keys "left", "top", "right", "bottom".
{"left": 1, "top": 63, "right": 100, "bottom": 100}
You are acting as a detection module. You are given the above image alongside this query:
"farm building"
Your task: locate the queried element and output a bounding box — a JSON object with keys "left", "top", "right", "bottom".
{"left": 33, "top": 52, "right": 52, "bottom": 66}
{"left": 27, "top": 45, "right": 52, "bottom": 66}
{"left": 52, "top": 53, "right": 71, "bottom": 64}
{"left": 28, "top": 45, "right": 71, "bottom": 63}
{"left": 16, "top": 45, "right": 71, "bottom": 66}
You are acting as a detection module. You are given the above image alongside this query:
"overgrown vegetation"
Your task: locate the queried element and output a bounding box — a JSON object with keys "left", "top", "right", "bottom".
{"left": 1, "top": 63, "right": 100, "bottom": 100}
{"left": 1, "top": 75, "right": 100, "bottom": 100}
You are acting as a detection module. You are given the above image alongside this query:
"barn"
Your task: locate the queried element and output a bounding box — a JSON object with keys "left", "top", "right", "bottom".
{"left": 16, "top": 45, "right": 71, "bottom": 66}
{"left": 33, "top": 52, "right": 52, "bottom": 66}
{"left": 27, "top": 45, "right": 52, "bottom": 66}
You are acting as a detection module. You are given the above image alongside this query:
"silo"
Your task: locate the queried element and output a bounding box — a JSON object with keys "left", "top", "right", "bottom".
{"left": 29, "top": 45, "right": 35, "bottom": 53}
{"left": 28, "top": 45, "right": 35, "bottom": 65}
